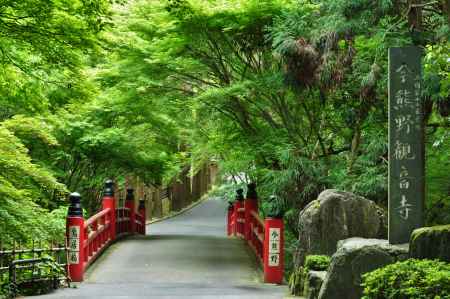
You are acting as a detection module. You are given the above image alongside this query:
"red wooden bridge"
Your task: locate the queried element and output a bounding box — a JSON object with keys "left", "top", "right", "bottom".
{"left": 37, "top": 180, "right": 288, "bottom": 298}
{"left": 66, "top": 180, "right": 147, "bottom": 282}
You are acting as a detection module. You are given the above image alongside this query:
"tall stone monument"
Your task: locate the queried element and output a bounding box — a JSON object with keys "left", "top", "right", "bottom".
{"left": 388, "top": 46, "right": 425, "bottom": 244}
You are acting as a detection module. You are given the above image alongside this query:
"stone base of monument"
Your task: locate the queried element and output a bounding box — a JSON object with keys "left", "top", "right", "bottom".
{"left": 316, "top": 238, "right": 409, "bottom": 299}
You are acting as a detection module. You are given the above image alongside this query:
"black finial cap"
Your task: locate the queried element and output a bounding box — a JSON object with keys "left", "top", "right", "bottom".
{"left": 235, "top": 189, "right": 244, "bottom": 202}
{"left": 138, "top": 199, "right": 145, "bottom": 210}
{"left": 126, "top": 188, "right": 134, "bottom": 201}
{"left": 68, "top": 192, "right": 83, "bottom": 216}
{"left": 246, "top": 183, "right": 257, "bottom": 200}
{"left": 103, "top": 179, "right": 114, "bottom": 197}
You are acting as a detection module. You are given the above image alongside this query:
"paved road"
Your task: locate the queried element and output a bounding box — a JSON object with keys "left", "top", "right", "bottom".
{"left": 35, "top": 198, "right": 288, "bottom": 298}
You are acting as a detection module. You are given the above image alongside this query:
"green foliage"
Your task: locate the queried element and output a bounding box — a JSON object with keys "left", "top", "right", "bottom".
{"left": 208, "top": 182, "right": 247, "bottom": 203}
{"left": 288, "top": 267, "right": 306, "bottom": 296}
{"left": 304, "top": 255, "right": 331, "bottom": 271}
{"left": 0, "top": 0, "right": 113, "bottom": 120}
{"left": 362, "top": 259, "right": 450, "bottom": 299}
{"left": 425, "top": 127, "right": 450, "bottom": 225}
{"left": 0, "top": 124, "right": 66, "bottom": 242}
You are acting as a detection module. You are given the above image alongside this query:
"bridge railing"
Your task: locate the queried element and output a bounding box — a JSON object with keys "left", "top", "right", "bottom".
{"left": 249, "top": 210, "right": 265, "bottom": 263}
{"left": 83, "top": 208, "right": 112, "bottom": 269}
{"left": 116, "top": 207, "right": 131, "bottom": 235}
{"left": 227, "top": 185, "right": 284, "bottom": 284}
{"left": 66, "top": 180, "right": 146, "bottom": 282}
{"left": 0, "top": 240, "right": 68, "bottom": 297}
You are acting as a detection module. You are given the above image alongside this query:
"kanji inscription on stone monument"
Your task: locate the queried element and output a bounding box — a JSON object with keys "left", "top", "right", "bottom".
{"left": 388, "top": 46, "right": 424, "bottom": 244}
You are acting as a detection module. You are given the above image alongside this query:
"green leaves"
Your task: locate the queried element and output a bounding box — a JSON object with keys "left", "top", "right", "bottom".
{"left": 0, "top": 125, "right": 67, "bottom": 242}
{"left": 362, "top": 259, "right": 450, "bottom": 299}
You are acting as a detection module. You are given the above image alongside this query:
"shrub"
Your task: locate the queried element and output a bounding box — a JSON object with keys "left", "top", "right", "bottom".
{"left": 362, "top": 259, "right": 450, "bottom": 299}
{"left": 305, "top": 255, "right": 331, "bottom": 271}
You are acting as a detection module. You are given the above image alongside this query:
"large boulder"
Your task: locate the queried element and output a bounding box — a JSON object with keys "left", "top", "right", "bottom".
{"left": 295, "top": 189, "right": 387, "bottom": 266}
{"left": 318, "top": 238, "right": 408, "bottom": 299}
{"left": 410, "top": 224, "right": 450, "bottom": 262}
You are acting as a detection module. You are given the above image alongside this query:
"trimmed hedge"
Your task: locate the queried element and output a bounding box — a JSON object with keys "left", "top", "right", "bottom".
{"left": 362, "top": 259, "right": 450, "bottom": 299}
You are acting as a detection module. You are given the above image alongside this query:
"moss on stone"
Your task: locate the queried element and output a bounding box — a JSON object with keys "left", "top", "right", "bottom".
{"left": 410, "top": 224, "right": 450, "bottom": 263}
{"left": 411, "top": 224, "right": 450, "bottom": 241}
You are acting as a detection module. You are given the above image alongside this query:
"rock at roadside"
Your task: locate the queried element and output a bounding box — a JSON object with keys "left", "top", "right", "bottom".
{"left": 304, "top": 271, "right": 326, "bottom": 299}
{"left": 295, "top": 189, "right": 387, "bottom": 267}
{"left": 318, "top": 238, "right": 408, "bottom": 299}
{"left": 410, "top": 225, "right": 450, "bottom": 262}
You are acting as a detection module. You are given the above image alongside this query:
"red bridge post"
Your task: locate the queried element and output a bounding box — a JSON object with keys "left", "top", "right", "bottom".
{"left": 227, "top": 202, "right": 234, "bottom": 236}
{"left": 125, "top": 188, "right": 136, "bottom": 233}
{"left": 234, "top": 189, "right": 245, "bottom": 237}
{"left": 244, "top": 183, "right": 258, "bottom": 241}
{"left": 67, "top": 192, "right": 85, "bottom": 282}
{"left": 263, "top": 216, "right": 284, "bottom": 284}
{"left": 102, "top": 180, "right": 116, "bottom": 241}
{"left": 138, "top": 199, "right": 146, "bottom": 235}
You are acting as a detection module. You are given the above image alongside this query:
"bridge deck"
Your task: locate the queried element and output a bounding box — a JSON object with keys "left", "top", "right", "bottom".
{"left": 35, "top": 198, "right": 288, "bottom": 298}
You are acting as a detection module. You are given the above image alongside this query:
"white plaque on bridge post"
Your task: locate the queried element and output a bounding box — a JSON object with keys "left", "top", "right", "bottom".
{"left": 69, "top": 226, "right": 80, "bottom": 264}
{"left": 268, "top": 228, "right": 280, "bottom": 266}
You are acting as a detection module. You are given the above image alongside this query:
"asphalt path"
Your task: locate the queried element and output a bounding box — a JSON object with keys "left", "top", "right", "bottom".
{"left": 34, "top": 198, "right": 288, "bottom": 298}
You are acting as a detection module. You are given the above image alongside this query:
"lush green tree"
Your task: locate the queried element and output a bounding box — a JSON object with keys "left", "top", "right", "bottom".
{"left": 0, "top": 117, "right": 66, "bottom": 242}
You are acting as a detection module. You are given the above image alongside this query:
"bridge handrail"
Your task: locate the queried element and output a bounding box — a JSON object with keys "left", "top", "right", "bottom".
{"left": 84, "top": 208, "right": 111, "bottom": 228}
{"left": 249, "top": 210, "right": 264, "bottom": 262}
{"left": 115, "top": 207, "right": 132, "bottom": 235}
{"left": 134, "top": 212, "right": 145, "bottom": 234}
{"left": 83, "top": 208, "right": 113, "bottom": 269}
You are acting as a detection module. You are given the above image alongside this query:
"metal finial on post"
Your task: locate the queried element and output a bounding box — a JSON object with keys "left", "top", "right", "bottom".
{"left": 103, "top": 179, "right": 114, "bottom": 197}
{"left": 138, "top": 199, "right": 145, "bottom": 210}
{"left": 125, "top": 188, "right": 136, "bottom": 233}
{"left": 244, "top": 183, "right": 258, "bottom": 241}
{"left": 68, "top": 192, "right": 82, "bottom": 217}
{"left": 126, "top": 188, "right": 135, "bottom": 201}
{"left": 246, "top": 183, "right": 257, "bottom": 200}
{"left": 138, "top": 199, "right": 146, "bottom": 235}
{"left": 236, "top": 189, "right": 244, "bottom": 202}
{"left": 102, "top": 179, "right": 116, "bottom": 240}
